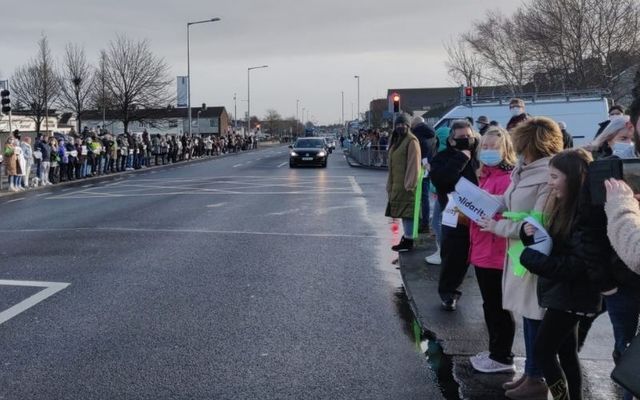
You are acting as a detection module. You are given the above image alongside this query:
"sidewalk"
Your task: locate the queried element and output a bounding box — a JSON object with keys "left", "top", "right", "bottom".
{"left": 0, "top": 143, "right": 281, "bottom": 198}
{"left": 399, "top": 237, "right": 624, "bottom": 400}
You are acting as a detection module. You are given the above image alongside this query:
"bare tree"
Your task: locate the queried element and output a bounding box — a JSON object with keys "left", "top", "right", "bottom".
{"left": 465, "top": 10, "right": 533, "bottom": 94}
{"left": 444, "top": 37, "right": 486, "bottom": 87}
{"left": 101, "top": 35, "right": 173, "bottom": 133}
{"left": 263, "top": 109, "right": 282, "bottom": 138}
{"left": 10, "top": 36, "right": 60, "bottom": 135}
{"left": 58, "top": 43, "right": 94, "bottom": 134}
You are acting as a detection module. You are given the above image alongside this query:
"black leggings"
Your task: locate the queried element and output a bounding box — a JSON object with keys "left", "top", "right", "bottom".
{"left": 535, "top": 308, "right": 582, "bottom": 400}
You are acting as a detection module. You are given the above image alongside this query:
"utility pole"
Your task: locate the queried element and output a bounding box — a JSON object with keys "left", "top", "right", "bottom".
{"left": 233, "top": 93, "right": 237, "bottom": 130}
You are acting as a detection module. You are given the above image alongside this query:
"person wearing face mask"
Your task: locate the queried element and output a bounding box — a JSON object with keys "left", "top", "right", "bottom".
{"left": 430, "top": 119, "right": 480, "bottom": 311}
{"left": 476, "top": 116, "right": 490, "bottom": 135}
{"left": 410, "top": 116, "right": 438, "bottom": 233}
{"left": 386, "top": 113, "right": 422, "bottom": 252}
{"left": 468, "top": 127, "right": 518, "bottom": 374}
{"left": 590, "top": 115, "right": 637, "bottom": 160}
{"left": 506, "top": 98, "right": 530, "bottom": 132}
{"left": 595, "top": 105, "right": 625, "bottom": 139}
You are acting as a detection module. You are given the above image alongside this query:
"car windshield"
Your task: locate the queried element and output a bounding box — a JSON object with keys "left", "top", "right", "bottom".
{"left": 294, "top": 139, "right": 324, "bottom": 148}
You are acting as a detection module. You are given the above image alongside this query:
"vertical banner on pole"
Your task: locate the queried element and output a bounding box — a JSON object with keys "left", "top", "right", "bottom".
{"left": 412, "top": 168, "right": 425, "bottom": 238}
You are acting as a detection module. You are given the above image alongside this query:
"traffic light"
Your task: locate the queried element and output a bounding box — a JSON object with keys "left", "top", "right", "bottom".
{"left": 393, "top": 94, "right": 400, "bottom": 113}
{"left": 1, "top": 89, "right": 10, "bottom": 114}
{"left": 464, "top": 87, "right": 473, "bottom": 104}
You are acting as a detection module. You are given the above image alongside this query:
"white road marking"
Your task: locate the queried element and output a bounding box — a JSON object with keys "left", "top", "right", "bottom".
{"left": 277, "top": 162, "right": 287, "bottom": 168}
{"left": 206, "top": 202, "right": 227, "bottom": 208}
{"left": 5, "top": 197, "right": 26, "bottom": 203}
{"left": 348, "top": 176, "right": 364, "bottom": 195}
{"left": 0, "top": 227, "right": 379, "bottom": 239}
{"left": 233, "top": 164, "right": 243, "bottom": 168}
{"left": 0, "top": 280, "right": 70, "bottom": 325}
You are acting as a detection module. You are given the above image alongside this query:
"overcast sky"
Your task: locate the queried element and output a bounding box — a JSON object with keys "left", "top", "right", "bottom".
{"left": 0, "top": 0, "right": 522, "bottom": 124}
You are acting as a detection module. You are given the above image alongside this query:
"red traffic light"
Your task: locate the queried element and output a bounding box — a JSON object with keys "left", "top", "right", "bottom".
{"left": 464, "top": 87, "right": 473, "bottom": 97}
{"left": 393, "top": 94, "right": 400, "bottom": 102}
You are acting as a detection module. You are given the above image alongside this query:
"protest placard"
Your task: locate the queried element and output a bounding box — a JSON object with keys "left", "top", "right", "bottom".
{"left": 451, "top": 177, "right": 503, "bottom": 223}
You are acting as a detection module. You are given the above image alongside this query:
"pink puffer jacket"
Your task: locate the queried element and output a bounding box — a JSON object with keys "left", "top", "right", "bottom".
{"left": 469, "top": 165, "right": 512, "bottom": 269}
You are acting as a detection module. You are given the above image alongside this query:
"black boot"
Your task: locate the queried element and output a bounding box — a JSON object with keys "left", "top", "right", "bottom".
{"left": 391, "top": 236, "right": 414, "bottom": 252}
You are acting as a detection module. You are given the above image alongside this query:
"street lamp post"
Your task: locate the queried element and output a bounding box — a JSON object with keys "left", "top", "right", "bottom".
{"left": 296, "top": 99, "right": 300, "bottom": 136}
{"left": 247, "top": 65, "right": 268, "bottom": 136}
{"left": 187, "top": 17, "right": 221, "bottom": 137}
{"left": 233, "top": 93, "right": 237, "bottom": 130}
{"left": 354, "top": 75, "right": 360, "bottom": 123}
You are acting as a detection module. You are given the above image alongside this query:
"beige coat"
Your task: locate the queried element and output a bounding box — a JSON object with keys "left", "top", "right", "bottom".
{"left": 605, "top": 192, "right": 640, "bottom": 275}
{"left": 492, "top": 157, "right": 552, "bottom": 320}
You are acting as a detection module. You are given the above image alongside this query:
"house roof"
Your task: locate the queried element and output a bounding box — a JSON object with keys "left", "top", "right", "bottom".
{"left": 82, "top": 106, "right": 226, "bottom": 121}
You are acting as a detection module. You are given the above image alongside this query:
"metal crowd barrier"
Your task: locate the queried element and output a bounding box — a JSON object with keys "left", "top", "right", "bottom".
{"left": 344, "top": 142, "right": 388, "bottom": 168}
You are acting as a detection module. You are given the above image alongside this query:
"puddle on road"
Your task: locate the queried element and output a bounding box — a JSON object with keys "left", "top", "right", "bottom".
{"left": 393, "top": 287, "right": 462, "bottom": 400}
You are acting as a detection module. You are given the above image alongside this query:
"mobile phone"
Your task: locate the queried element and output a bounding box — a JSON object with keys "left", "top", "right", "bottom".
{"left": 589, "top": 159, "right": 623, "bottom": 205}
{"left": 622, "top": 160, "right": 640, "bottom": 194}
{"left": 589, "top": 159, "right": 640, "bottom": 204}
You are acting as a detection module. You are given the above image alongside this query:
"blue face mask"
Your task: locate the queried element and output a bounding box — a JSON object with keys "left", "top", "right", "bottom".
{"left": 612, "top": 142, "right": 636, "bottom": 159}
{"left": 479, "top": 149, "right": 502, "bottom": 166}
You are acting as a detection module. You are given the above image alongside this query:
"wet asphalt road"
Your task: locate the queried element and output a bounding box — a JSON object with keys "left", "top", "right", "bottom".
{"left": 0, "top": 146, "right": 442, "bottom": 399}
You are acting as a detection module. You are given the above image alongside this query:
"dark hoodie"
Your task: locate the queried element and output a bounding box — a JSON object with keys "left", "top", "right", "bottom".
{"left": 411, "top": 123, "right": 438, "bottom": 163}
{"left": 430, "top": 139, "right": 479, "bottom": 209}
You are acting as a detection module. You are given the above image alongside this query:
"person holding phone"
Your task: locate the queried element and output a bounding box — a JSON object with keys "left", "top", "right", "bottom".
{"left": 519, "top": 149, "right": 615, "bottom": 400}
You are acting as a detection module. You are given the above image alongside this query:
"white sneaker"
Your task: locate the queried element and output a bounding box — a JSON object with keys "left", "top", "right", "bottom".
{"left": 425, "top": 249, "right": 441, "bottom": 265}
{"left": 470, "top": 351, "right": 490, "bottom": 364}
{"left": 470, "top": 354, "right": 515, "bottom": 373}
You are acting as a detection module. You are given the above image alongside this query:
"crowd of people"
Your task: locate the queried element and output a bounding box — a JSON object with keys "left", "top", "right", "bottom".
{"left": 1, "top": 129, "right": 258, "bottom": 191}
{"left": 385, "top": 99, "right": 640, "bottom": 400}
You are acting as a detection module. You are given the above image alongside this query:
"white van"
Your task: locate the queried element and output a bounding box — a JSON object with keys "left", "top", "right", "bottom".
{"left": 434, "top": 94, "right": 610, "bottom": 147}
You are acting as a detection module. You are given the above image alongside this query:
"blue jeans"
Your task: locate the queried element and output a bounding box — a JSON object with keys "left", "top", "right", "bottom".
{"left": 421, "top": 178, "right": 430, "bottom": 228}
{"left": 523, "top": 317, "right": 543, "bottom": 378}
{"left": 431, "top": 199, "right": 442, "bottom": 247}
{"left": 402, "top": 218, "right": 414, "bottom": 239}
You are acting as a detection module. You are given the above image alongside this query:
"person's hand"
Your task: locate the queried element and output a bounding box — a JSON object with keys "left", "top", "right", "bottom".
{"left": 478, "top": 216, "right": 497, "bottom": 232}
{"left": 605, "top": 178, "right": 636, "bottom": 202}
{"left": 523, "top": 223, "right": 537, "bottom": 237}
{"left": 461, "top": 150, "right": 471, "bottom": 159}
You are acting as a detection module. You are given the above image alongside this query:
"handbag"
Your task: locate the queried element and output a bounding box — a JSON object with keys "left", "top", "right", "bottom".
{"left": 611, "top": 334, "right": 640, "bottom": 397}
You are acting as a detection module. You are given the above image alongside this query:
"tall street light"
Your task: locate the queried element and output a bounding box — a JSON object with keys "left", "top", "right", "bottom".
{"left": 187, "top": 17, "right": 221, "bottom": 137}
{"left": 247, "top": 65, "right": 268, "bottom": 136}
{"left": 296, "top": 99, "right": 300, "bottom": 137}
{"left": 354, "top": 75, "right": 360, "bottom": 123}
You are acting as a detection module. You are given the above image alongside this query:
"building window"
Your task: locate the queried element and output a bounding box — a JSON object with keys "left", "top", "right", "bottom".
{"left": 168, "top": 119, "right": 178, "bottom": 128}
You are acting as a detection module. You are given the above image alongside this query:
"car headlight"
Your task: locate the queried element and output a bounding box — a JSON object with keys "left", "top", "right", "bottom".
{"left": 317, "top": 151, "right": 326, "bottom": 157}
{"left": 290, "top": 151, "right": 298, "bottom": 156}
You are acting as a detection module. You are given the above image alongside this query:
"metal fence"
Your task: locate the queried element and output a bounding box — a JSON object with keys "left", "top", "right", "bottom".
{"left": 344, "top": 141, "right": 388, "bottom": 168}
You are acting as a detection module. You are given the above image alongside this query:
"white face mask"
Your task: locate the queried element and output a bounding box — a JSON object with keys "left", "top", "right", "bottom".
{"left": 510, "top": 107, "right": 523, "bottom": 117}
{"left": 612, "top": 142, "right": 636, "bottom": 159}
{"left": 609, "top": 114, "right": 624, "bottom": 121}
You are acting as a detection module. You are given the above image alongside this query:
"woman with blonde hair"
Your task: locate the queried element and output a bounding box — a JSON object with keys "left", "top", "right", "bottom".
{"left": 468, "top": 127, "right": 518, "bottom": 374}
{"left": 479, "top": 117, "right": 564, "bottom": 400}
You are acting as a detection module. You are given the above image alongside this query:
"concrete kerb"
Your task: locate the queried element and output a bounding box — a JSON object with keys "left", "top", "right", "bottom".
{"left": 0, "top": 143, "right": 282, "bottom": 199}
{"left": 397, "top": 239, "right": 621, "bottom": 400}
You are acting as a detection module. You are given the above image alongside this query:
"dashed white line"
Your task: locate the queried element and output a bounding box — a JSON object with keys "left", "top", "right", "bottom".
{"left": 5, "top": 197, "right": 26, "bottom": 203}
{"left": 233, "top": 164, "right": 243, "bottom": 168}
{"left": 277, "top": 162, "right": 287, "bottom": 168}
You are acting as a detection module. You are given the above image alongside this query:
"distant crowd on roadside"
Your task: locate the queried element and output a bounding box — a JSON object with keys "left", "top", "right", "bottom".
{"left": 1, "top": 128, "right": 258, "bottom": 192}
{"left": 384, "top": 98, "right": 640, "bottom": 400}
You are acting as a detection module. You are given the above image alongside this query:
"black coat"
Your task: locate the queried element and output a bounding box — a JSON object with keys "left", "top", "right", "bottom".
{"left": 411, "top": 123, "right": 437, "bottom": 163}
{"left": 520, "top": 186, "right": 615, "bottom": 314}
{"left": 430, "top": 144, "right": 479, "bottom": 209}
{"left": 594, "top": 120, "right": 610, "bottom": 139}
{"left": 506, "top": 113, "right": 529, "bottom": 131}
